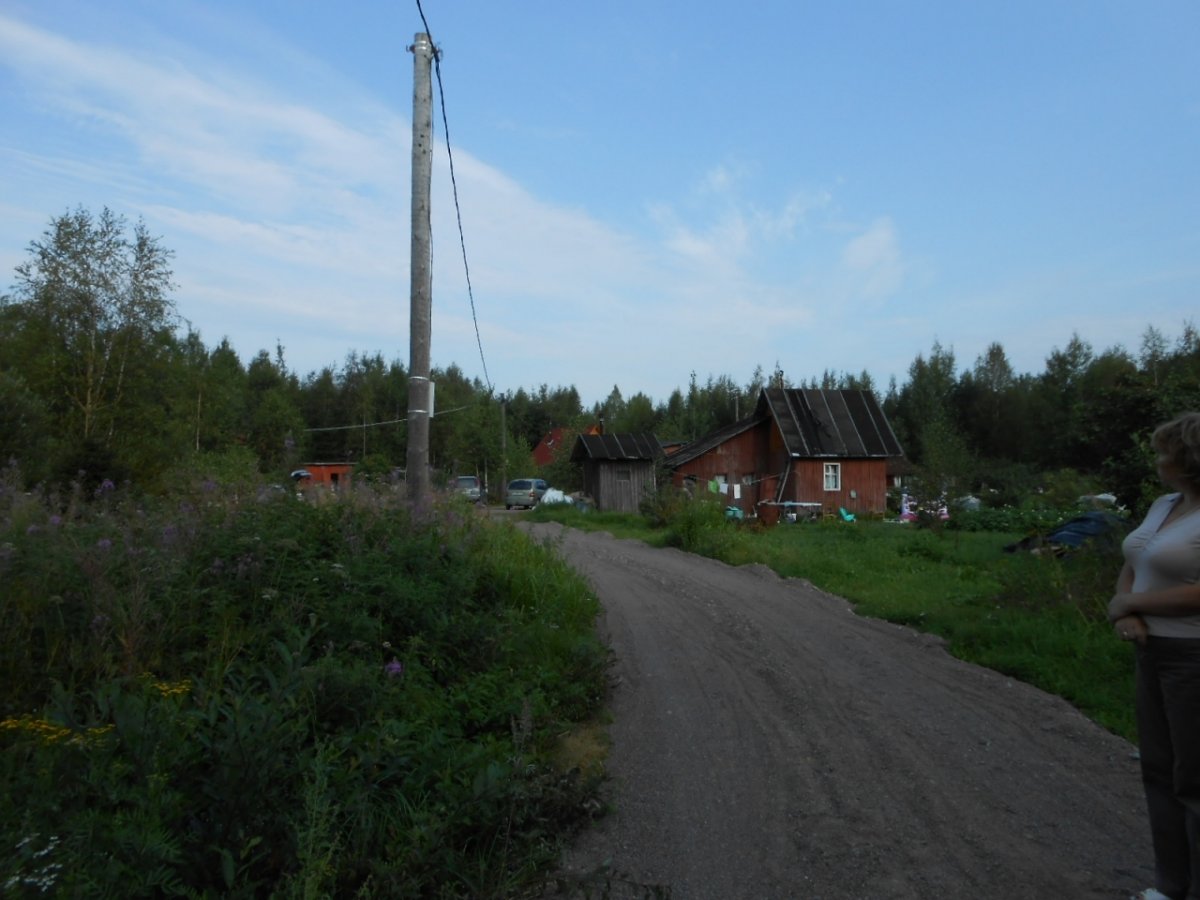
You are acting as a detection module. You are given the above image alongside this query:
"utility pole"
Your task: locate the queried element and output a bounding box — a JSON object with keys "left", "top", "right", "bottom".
{"left": 406, "top": 32, "right": 434, "bottom": 504}
{"left": 499, "top": 394, "right": 507, "bottom": 502}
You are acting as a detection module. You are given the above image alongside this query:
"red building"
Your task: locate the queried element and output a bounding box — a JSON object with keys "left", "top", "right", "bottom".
{"left": 295, "top": 462, "right": 354, "bottom": 491}
{"left": 667, "top": 388, "right": 905, "bottom": 522}
{"left": 533, "top": 424, "right": 601, "bottom": 467}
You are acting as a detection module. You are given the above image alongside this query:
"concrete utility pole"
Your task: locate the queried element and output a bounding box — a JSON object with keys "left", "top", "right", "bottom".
{"left": 406, "top": 32, "right": 434, "bottom": 504}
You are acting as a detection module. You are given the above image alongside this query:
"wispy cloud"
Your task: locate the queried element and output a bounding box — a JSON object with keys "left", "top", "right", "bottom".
{"left": 0, "top": 9, "right": 867, "bottom": 399}
{"left": 840, "top": 217, "right": 904, "bottom": 301}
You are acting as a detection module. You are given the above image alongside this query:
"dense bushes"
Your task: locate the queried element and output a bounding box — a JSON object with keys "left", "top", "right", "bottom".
{"left": 0, "top": 465, "right": 608, "bottom": 898}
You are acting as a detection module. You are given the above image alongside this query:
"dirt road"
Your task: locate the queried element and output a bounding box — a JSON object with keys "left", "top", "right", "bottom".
{"left": 523, "top": 522, "right": 1152, "bottom": 900}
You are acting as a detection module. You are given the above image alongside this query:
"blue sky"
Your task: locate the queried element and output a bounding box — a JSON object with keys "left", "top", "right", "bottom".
{"left": 2, "top": 1, "right": 1197, "bottom": 407}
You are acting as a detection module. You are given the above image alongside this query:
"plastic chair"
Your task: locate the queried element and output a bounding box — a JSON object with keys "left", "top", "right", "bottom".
{"left": 838, "top": 507, "right": 856, "bottom": 523}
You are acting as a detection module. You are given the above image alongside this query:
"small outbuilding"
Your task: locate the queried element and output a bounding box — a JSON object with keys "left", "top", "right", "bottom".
{"left": 297, "top": 462, "right": 354, "bottom": 491}
{"left": 570, "top": 432, "right": 663, "bottom": 513}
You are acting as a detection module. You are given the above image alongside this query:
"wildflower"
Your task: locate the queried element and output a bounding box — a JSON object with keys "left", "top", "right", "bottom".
{"left": 96, "top": 538, "right": 112, "bottom": 551}
{"left": 25, "top": 524, "right": 40, "bottom": 535}
{"left": 201, "top": 478, "right": 217, "bottom": 493}
{"left": 49, "top": 515, "right": 62, "bottom": 527}
{"left": 94, "top": 478, "right": 115, "bottom": 497}
{"left": 384, "top": 658, "right": 404, "bottom": 678}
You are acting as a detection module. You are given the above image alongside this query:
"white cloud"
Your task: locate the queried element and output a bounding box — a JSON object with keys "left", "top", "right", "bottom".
{"left": 840, "top": 217, "right": 904, "bottom": 300}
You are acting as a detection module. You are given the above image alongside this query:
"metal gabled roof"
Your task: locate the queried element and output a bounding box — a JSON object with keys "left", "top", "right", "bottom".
{"left": 571, "top": 432, "right": 664, "bottom": 462}
{"left": 758, "top": 388, "right": 903, "bottom": 458}
{"left": 664, "top": 413, "right": 768, "bottom": 468}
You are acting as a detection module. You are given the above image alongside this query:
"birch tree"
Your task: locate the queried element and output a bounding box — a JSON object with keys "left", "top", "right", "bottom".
{"left": 10, "top": 207, "right": 177, "bottom": 445}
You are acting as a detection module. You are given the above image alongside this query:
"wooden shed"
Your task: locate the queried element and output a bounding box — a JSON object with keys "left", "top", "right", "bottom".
{"left": 296, "top": 462, "right": 354, "bottom": 491}
{"left": 570, "top": 432, "right": 663, "bottom": 513}
{"left": 667, "top": 388, "right": 904, "bottom": 521}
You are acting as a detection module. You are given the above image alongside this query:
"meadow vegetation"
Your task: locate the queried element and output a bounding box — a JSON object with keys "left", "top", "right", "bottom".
{"left": 0, "top": 464, "right": 609, "bottom": 898}
{"left": 530, "top": 490, "right": 1136, "bottom": 740}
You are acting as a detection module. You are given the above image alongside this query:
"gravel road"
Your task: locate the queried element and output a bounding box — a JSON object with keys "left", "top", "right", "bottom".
{"left": 523, "top": 522, "right": 1152, "bottom": 900}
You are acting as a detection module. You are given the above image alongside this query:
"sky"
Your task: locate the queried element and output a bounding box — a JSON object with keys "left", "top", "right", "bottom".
{"left": 1, "top": 1, "right": 1198, "bottom": 408}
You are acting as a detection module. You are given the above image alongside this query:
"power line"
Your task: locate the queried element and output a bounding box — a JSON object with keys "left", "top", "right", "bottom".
{"left": 413, "top": 0, "right": 493, "bottom": 394}
{"left": 303, "top": 403, "right": 472, "bottom": 433}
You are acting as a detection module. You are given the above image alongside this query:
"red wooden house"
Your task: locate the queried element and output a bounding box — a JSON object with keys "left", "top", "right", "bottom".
{"left": 667, "top": 388, "right": 905, "bottom": 522}
{"left": 533, "top": 424, "right": 601, "bottom": 467}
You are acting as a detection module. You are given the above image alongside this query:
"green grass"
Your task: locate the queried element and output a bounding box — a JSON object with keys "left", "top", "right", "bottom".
{"left": 532, "top": 501, "right": 1137, "bottom": 740}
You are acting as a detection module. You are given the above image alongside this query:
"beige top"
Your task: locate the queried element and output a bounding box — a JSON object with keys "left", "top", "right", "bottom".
{"left": 1122, "top": 492, "right": 1200, "bottom": 638}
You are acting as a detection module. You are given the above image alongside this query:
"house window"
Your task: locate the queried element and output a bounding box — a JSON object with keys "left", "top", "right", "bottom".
{"left": 823, "top": 463, "right": 841, "bottom": 491}
{"left": 616, "top": 466, "right": 631, "bottom": 483}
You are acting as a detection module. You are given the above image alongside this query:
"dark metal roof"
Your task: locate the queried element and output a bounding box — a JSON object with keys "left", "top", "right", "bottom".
{"left": 757, "top": 388, "right": 904, "bottom": 458}
{"left": 663, "top": 413, "right": 767, "bottom": 468}
{"left": 571, "top": 432, "right": 664, "bottom": 462}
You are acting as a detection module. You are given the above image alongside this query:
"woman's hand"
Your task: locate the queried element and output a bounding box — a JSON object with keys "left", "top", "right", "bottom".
{"left": 1113, "top": 614, "right": 1148, "bottom": 645}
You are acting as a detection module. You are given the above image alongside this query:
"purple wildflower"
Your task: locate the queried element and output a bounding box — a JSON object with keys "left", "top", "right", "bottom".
{"left": 384, "top": 658, "right": 404, "bottom": 678}
{"left": 26, "top": 524, "right": 40, "bottom": 535}
{"left": 49, "top": 515, "right": 62, "bottom": 527}
{"left": 96, "top": 538, "right": 112, "bottom": 551}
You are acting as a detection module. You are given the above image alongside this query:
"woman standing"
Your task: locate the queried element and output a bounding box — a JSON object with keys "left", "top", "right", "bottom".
{"left": 1110, "top": 412, "right": 1200, "bottom": 900}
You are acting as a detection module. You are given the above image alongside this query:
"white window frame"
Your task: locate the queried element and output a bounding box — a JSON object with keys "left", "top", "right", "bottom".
{"left": 823, "top": 462, "right": 841, "bottom": 491}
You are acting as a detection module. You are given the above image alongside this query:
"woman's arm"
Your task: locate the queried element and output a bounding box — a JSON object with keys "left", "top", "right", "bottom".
{"left": 1109, "top": 582, "right": 1200, "bottom": 622}
{"left": 1115, "top": 561, "right": 1134, "bottom": 595}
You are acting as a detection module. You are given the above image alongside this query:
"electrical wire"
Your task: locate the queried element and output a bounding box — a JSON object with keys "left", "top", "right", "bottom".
{"left": 303, "top": 403, "right": 472, "bottom": 433}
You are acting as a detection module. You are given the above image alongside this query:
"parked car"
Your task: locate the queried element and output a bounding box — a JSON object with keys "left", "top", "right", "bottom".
{"left": 505, "top": 477, "right": 547, "bottom": 510}
{"left": 454, "top": 475, "right": 482, "bottom": 503}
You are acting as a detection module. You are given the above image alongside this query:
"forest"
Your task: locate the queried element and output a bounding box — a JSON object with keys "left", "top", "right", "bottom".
{"left": 3, "top": 207, "right": 1199, "bottom": 510}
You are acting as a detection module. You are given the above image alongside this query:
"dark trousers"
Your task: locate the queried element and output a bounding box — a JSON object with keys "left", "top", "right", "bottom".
{"left": 1137, "top": 637, "right": 1200, "bottom": 900}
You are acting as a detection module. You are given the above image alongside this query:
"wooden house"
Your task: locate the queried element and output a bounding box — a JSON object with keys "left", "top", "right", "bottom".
{"left": 533, "top": 424, "right": 601, "bottom": 467}
{"left": 667, "top": 388, "right": 904, "bottom": 522}
{"left": 570, "top": 432, "right": 663, "bottom": 513}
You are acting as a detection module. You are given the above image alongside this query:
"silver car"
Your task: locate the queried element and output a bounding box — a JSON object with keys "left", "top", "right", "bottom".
{"left": 454, "top": 475, "right": 482, "bottom": 503}
{"left": 505, "top": 478, "right": 547, "bottom": 510}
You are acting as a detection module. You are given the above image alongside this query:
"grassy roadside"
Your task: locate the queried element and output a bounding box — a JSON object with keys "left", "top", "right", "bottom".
{"left": 527, "top": 501, "right": 1136, "bottom": 740}
{"left": 0, "top": 471, "right": 610, "bottom": 898}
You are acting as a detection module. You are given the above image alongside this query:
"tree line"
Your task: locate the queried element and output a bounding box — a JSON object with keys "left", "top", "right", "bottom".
{"left": 2, "top": 207, "right": 1198, "bottom": 509}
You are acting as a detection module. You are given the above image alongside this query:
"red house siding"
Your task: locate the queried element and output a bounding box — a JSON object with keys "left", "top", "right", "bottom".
{"left": 788, "top": 458, "right": 888, "bottom": 515}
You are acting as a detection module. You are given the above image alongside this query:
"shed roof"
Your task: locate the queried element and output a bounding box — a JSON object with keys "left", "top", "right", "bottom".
{"left": 758, "top": 388, "right": 904, "bottom": 458}
{"left": 571, "top": 432, "right": 663, "bottom": 462}
{"left": 662, "top": 413, "right": 767, "bottom": 468}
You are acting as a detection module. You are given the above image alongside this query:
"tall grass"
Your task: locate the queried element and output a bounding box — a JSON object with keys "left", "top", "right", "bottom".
{"left": 533, "top": 495, "right": 1136, "bottom": 739}
{"left": 0, "top": 464, "right": 609, "bottom": 898}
